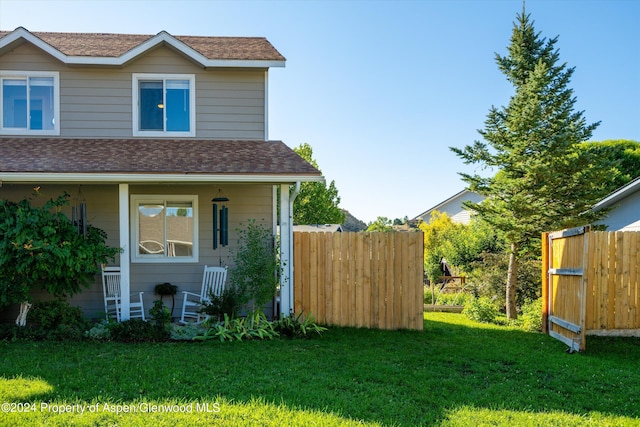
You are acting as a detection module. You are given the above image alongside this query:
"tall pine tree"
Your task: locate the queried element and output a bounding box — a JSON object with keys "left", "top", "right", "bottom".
{"left": 451, "top": 9, "right": 608, "bottom": 319}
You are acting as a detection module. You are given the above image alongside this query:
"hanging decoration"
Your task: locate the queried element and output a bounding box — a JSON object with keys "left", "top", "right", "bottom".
{"left": 71, "top": 186, "right": 87, "bottom": 238}
{"left": 212, "top": 188, "right": 229, "bottom": 249}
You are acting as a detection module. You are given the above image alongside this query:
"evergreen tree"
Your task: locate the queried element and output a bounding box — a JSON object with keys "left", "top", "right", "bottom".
{"left": 293, "top": 143, "right": 345, "bottom": 225}
{"left": 451, "top": 10, "right": 607, "bottom": 318}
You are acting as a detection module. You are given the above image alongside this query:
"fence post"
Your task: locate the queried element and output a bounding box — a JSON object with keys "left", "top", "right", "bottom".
{"left": 541, "top": 232, "right": 549, "bottom": 334}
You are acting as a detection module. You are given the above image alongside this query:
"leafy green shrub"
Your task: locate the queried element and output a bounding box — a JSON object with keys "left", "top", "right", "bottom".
{"left": 109, "top": 319, "right": 167, "bottom": 342}
{"left": 84, "top": 320, "right": 112, "bottom": 340}
{"left": 467, "top": 252, "right": 541, "bottom": 311}
{"left": 463, "top": 297, "right": 499, "bottom": 323}
{"left": 0, "top": 192, "right": 120, "bottom": 309}
{"left": 200, "top": 286, "right": 243, "bottom": 322}
{"left": 195, "top": 311, "right": 278, "bottom": 342}
{"left": 0, "top": 323, "right": 23, "bottom": 341}
{"left": 520, "top": 297, "right": 543, "bottom": 332}
{"left": 228, "top": 220, "right": 281, "bottom": 311}
{"left": 149, "top": 299, "right": 171, "bottom": 326}
{"left": 25, "top": 299, "right": 91, "bottom": 340}
{"left": 272, "top": 312, "right": 327, "bottom": 339}
{"left": 170, "top": 323, "right": 204, "bottom": 341}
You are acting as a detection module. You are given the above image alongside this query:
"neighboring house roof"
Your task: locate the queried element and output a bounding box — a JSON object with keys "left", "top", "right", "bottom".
{"left": 0, "top": 27, "right": 285, "bottom": 68}
{"left": 0, "top": 138, "right": 322, "bottom": 183}
{"left": 592, "top": 176, "right": 640, "bottom": 212}
{"left": 591, "top": 176, "right": 640, "bottom": 231}
{"left": 412, "top": 189, "right": 485, "bottom": 225}
{"left": 293, "top": 224, "right": 343, "bottom": 232}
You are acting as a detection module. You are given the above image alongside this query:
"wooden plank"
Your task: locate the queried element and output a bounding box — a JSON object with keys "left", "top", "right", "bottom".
{"left": 584, "top": 230, "right": 596, "bottom": 331}
{"left": 355, "top": 233, "right": 365, "bottom": 327}
{"left": 406, "top": 233, "right": 420, "bottom": 330}
{"left": 632, "top": 233, "right": 640, "bottom": 328}
{"left": 542, "top": 232, "right": 550, "bottom": 334}
{"left": 324, "top": 233, "right": 334, "bottom": 326}
{"left": 378, "top": 234, "right": 388, "bottom": 329}
{"left": 316, "top": 232, "right": 326, "bottom": 322}
{"left": 615, "top": 232, "right": 625, "bottom": 328}
{"left": 605, "top": 232, "right": 616, "bottom": 329}
{"left": 332, "top": 232, "right": 342, "bottom": 326}
{"left": 620, "top": 232, "right": 632, "bottom": 328}
{"left": 393, "top": 233, "right": 404, "bottom": 329}
{"left": 370, "top": 233, "right": 380, "bottom": 328}
{"left": 362, "top": 234, "right": 372, "bottom": 328}
{"left": 549, "top": 226, "right": 587, "bottom": 239}
{"left": 416, "top": 233, "right": 425, "bottom": 330}
{"left": 385, "top": 235, "right": 394, "bottom": 329}
{"left": 293, "top": 232, "right": 303, "bottom": 315}
{"left": 308, "top": 233, "right": 318, "bottom": 321}
{"left": 347, "top": 232, "right": 356, "bottom": 327}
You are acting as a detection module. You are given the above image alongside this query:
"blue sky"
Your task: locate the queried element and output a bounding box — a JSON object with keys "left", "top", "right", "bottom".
{"left": 1, "top": 0, "right": 638, "bottom": 224}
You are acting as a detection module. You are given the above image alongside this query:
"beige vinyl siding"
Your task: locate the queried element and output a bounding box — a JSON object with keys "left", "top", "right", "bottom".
{"left": 1, "top": 44, "right": 266, "bottom": 139}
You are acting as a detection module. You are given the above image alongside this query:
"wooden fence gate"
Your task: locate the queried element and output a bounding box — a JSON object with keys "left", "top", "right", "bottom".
{"left": 293, "top": 232, "right": 424, "bottom": 331}
{"left": 543, "top": 227, "right": 640, "bottom": 351}
{"left": 542, "top": 226, "right": 588, "bottom": 352}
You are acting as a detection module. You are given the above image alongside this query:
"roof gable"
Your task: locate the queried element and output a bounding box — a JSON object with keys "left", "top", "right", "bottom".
{"left": 0, "top": 28, "right": 285, "bottom": 68}
{"left": 413, "top": 189, "right": 485, "bottom": 221}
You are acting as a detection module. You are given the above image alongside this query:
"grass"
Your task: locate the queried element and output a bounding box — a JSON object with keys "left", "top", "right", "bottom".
{"left": 1, "top": 312, "right": 640, "bottom": 426}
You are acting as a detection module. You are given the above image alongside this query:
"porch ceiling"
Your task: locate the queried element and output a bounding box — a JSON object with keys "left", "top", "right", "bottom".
{"left": 0, "top": 138, "right": 323, "bottom": 183}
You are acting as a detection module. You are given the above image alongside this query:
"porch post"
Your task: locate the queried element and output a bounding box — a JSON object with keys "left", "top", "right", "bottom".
{"left": 119, "top": 184, "right": 131, "bottom": 320}
{"left": 279, "top": 184, "right": 292, "bottom": 317}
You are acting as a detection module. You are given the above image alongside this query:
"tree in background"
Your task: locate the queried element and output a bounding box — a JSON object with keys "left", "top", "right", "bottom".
{"left": 420, "top": 212, "right": 503, "bottom": 286}
{"left": 451, "top": 10, "right": 609, "bottom": 319}
{"left": 366, "top": 216, "right": 393, "bottom": 232}
{"left": 578, "top": 140, "right": 640, "bottom": 193}
{"left": 293, "top": 143, "right": 346, "bottom": 225}
{"left": 419, "top": 212, "right": 458, "bottom": 284}
{"left": 0, "top": 190, "right": 120, "bottom": 325}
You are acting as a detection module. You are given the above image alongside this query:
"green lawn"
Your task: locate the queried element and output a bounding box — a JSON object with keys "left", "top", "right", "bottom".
{"left": 1, "top": 312, "right": 640, "bottom": 426}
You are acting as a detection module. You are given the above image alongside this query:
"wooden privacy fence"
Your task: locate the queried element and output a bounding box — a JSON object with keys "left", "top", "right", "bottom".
{"left": 542, "top": 227, "right": 640, "bottom": 351}
{"left": 293, "top": 232, "right": 424, "bottom": 330}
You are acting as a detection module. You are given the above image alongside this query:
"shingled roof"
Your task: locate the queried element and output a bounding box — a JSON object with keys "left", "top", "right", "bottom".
{"left": 0, "top": 138, "right": 321, "bottom": 181}
{"left": 0, "top": 28, "right": 285, "bottom": 67}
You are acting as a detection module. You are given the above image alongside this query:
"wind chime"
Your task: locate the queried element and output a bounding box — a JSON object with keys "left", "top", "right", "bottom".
{"left": 71, "top": 186, "right": 87, "bottom": 238}
{"left": 212, "top": 188, "right": 229, "bottom": 250}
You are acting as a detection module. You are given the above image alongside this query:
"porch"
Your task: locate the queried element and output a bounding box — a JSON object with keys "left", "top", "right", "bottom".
{"left": 0, "top": 181, "right": 301, "bottom": 322}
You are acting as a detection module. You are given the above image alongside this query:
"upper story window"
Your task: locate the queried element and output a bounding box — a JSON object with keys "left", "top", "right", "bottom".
{"left": 132, "top": 74, "right": 195, "bottom": 137}
{"left": 0, "top": 71, "right": 60, "bottom": 135}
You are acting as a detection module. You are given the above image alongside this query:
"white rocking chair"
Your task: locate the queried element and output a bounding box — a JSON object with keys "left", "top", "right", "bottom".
{"left": 180, "top": 265, "right": 227, "bottom": 324}
{"left": 101, "top": 266, "right": 146, "bottom": 322}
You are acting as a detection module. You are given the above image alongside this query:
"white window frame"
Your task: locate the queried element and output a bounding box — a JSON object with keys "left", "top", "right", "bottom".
{"left": 132, "top": 73, "right": 196, "bottom": 137}
{"left": 0, "top": 70, "right": 60, "bottom": 136}
{"left": 130, "top": 194, "right": 199, "bottom": 264}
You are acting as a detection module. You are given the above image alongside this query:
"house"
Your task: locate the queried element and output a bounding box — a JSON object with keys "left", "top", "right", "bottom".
{"left": 592, "top": 176, "right": 640, "bottom": 231}
{"left": 0, "top": 28, "right": 322, "bottom": 320}
{"left": 412, "top": 189, "right": 485, "bottom": 225}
